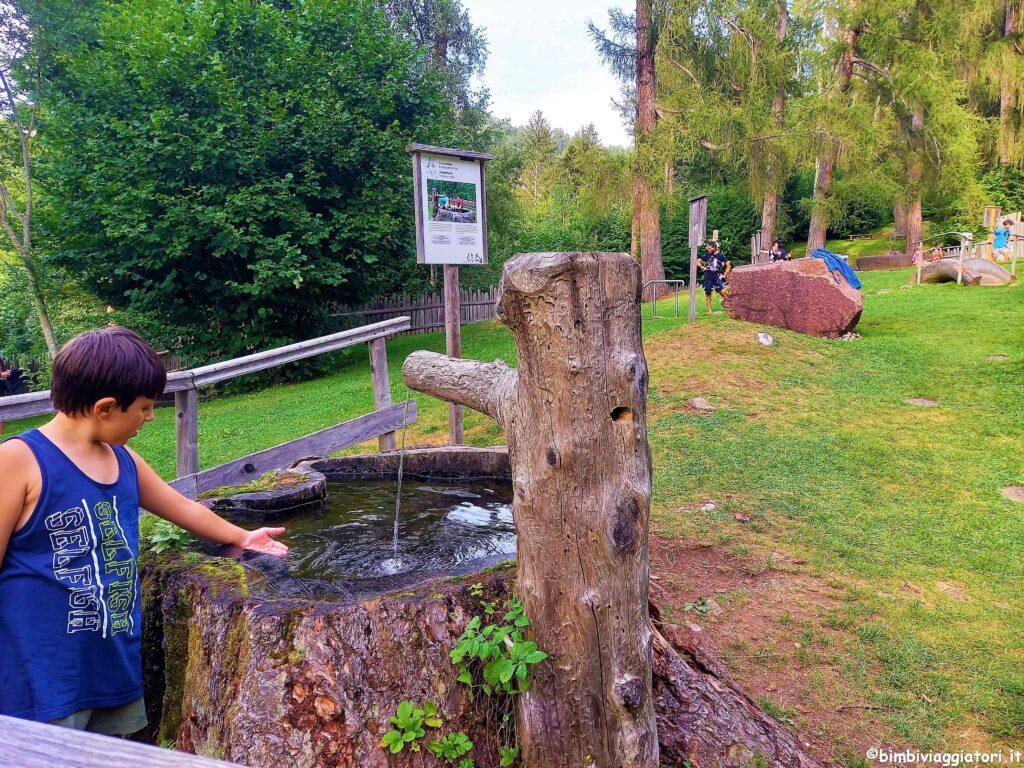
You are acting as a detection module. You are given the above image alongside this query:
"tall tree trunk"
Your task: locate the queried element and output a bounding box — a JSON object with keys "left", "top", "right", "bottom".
{"left": 806, "top": 153, "right": 834, "bottom": 253}
{"left": 807, "top": 24, "right": 860, "bottom": 253}
{"left": 759, "top": 1, "right": 789, "bottom": 248}
{"left": 905, "top": 107, "right": 925, "bottom": 257}
{"left": 636, "top": 0, "right": 666, "bottom": 299}
{"left": 1000, "top": 1, "right": 1020, "bottom": 165}
{"left": 20, "top": 253, "right": 58, "bottom": 358}
{"left": 404, "top": 251, "right": 659, "bottom": 768}
{"left": 893, "top": 201, "right": 909, "bottom": 237}
{"left": 0, "top": 69, "right": 58, "bottom": 359}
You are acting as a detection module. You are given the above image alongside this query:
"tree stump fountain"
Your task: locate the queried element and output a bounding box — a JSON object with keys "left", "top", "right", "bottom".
{"left": 404, "top": 251, "right": 824, "bottom": 768}
{"left": 405, "top": 251, "right": 659, "bottom": 768}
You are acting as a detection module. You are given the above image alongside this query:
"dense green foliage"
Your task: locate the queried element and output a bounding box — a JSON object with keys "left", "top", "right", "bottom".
{"left": 36, "top": 0, "right": 454, "bottom": 363}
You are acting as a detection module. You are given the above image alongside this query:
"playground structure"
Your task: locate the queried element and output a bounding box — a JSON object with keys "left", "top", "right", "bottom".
{"left": 919, "top": 257, "right": 1014, "bottom": 286}
{"left": 914, "top": 224, "right": 1019, "bottom": 286}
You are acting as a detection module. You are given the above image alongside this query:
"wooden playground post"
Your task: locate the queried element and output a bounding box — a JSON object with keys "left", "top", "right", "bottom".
{"left": 984, "top": 205, "right": 1001, "bottom": 263}
{"left": 1010, "top": 214, "right": 1022, "bottom": 276}
{"left": 688, "top": 194, "right": 707, "bottom": 323}
{"left": 404, "top": 251, "right": 659, "bottom": 768}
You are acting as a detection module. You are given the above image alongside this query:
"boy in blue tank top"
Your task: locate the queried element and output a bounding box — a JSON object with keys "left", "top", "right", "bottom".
{"left": 0, "top": 327, "right": 288, "bottom": 734}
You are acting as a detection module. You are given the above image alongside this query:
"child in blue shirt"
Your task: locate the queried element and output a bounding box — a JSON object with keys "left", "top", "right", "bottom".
{"left": 992, "top": 219, "right": 1013, "bottom": 262}
{"left": 0, "top": 326, "right": 287, "bottom": 734}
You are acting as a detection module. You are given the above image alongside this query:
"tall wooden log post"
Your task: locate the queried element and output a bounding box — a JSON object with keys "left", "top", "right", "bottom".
{"left": 404, "top": 251, "right": 658, "bottom": 768}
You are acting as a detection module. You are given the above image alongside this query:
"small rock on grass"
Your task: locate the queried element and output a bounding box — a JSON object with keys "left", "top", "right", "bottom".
{"left": 757, "top": 332, "right": 775, "bottom": 346}
{"left": 687, "top": 397, "right": 717, "bottom": 413}
{"left": 1003, "top": 486, "right": 1024, "bottom": 503}
{"left": 733, "top": 513, "right": 751, "bottom": 523}
{"left": 905, "top": 397, "right": 938, "bottom": 407}
{"left": 699, "top": 502, "right": 716, "bottom": 513}
{"left": 704, "top": 598, "right": 724, "bottom": 616}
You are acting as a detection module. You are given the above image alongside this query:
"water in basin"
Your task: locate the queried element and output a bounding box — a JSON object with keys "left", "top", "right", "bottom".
{"left": 214, "top": 479, "right": 515, "bottom": 599}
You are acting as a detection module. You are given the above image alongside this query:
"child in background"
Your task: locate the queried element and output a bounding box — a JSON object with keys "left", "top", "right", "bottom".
{"left": 0, "top": 327, "right": 287, "bottom": 735}
{"left": 698, "top": 241, "right": 731, "bottom": 314}
{"left": 992, "top": 219, "right": 1012, "bottom": 262}
{"left": 769, "top": 240, "right": 790, "bottom": 262}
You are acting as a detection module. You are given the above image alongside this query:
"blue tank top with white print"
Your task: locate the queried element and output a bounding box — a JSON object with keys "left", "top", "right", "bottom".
{"left": 0, "top": 428, "right": 143, "bottom": 721}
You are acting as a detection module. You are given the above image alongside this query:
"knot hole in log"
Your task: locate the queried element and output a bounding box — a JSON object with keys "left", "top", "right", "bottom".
{"left": 611, "top": 407, "right": 634, "bottom": 423}
{"left": 615, "top": 677, "right": 645, "bottom": 712}
{"left": 611, "top": 491, "right": 642, "bottom": 553}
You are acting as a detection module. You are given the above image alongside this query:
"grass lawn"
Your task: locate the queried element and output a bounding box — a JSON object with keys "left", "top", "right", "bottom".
{"left": 7, "top": 268, "right": 1024, "bottom": 755}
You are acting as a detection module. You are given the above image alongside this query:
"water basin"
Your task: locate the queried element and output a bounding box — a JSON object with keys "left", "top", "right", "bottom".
{"left": 206, "top": 478, "right": 515, "bottom": 600}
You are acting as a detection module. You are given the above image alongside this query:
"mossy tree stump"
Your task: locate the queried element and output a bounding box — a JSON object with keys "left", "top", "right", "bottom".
{"left": 404, "top": 251, "right": 658, "bottom": 768}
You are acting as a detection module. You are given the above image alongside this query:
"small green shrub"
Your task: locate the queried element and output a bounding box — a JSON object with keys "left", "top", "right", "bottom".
{"left": 380, "top": 700, "right": 442, "bottom": 754}
{"left": 140, "top": 515, "right": 191, "bottom": 554}
{"left": 427, "top": 732, "right": 473, "bottom": 762}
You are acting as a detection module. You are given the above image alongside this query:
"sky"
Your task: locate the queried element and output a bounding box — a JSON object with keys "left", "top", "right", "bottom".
{"left": 463, "top": 0, "right": 632, "bottom": 148}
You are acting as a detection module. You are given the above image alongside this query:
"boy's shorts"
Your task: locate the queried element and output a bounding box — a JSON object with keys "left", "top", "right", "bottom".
{"left": 50, "top": 696, "right": 147, "bottom": 735}
{"left": 704, "top": 274, "right": 725, "bottom": 295}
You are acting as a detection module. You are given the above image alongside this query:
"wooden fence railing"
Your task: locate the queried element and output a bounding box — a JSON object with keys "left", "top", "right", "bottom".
{"left": 331, "top": 286, "right": 499, "bottom": 334}
{"left": 1, "top": 714, "right": 241, "bottom": 767}
{"left": 0, "top": 317, "right": 417, "bottom": 499}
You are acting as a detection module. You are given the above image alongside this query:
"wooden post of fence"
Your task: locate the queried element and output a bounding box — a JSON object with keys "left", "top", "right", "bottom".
{"left": 367, "top": 337, "right": 397, "bottom": 451}
{"left": 175, "top": 388, "right": 199, "bottom": 478}
{"left": 444, "top": 264, "right": 464, "bottom": 444}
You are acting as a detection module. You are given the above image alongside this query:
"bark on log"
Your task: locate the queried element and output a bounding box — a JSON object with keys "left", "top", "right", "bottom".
{"left": 142, "top": 554, "right": 826, "bottom": 768}
{"left": 652, "top": 630, "right": 820, "bottom": 767}
{"left": 404, "top": 251, "right": 658, "bottom": 768}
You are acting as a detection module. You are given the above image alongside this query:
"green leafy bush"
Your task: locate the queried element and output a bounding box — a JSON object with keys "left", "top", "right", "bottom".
{"left": 39, "top": 0, "right": 453, "bottom": 367}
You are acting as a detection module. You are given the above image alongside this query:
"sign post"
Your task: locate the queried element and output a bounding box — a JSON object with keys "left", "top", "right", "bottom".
{"left": 688, "top": 194, "right": 708, "bottom": 322}
{"left": 409, "top": 143, "right": 492, "bottom": 445}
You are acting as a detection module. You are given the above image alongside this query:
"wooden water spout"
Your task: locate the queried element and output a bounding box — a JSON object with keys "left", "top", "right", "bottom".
{"left": 404, "top": 251, "right": 658, "bottom": 768}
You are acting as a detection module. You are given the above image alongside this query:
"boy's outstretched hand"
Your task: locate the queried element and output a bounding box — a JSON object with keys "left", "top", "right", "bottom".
{"left": 238, "top": 527, "right": 288, "bottom": 557}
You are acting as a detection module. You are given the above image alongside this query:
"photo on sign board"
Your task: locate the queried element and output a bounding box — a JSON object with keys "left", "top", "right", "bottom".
{"left": 427, "top": 179, "right": 477, "bottom": 223}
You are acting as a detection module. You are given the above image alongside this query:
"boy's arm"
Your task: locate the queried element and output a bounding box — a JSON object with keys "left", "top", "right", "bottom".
{"left": 127, "top": 448, "right": 287, "bottom": 557}
{"left": 0, "top": 442, "right": 31, "bottom": 567}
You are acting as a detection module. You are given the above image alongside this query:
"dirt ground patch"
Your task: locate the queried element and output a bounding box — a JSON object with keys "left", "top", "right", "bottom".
{"left": 650, "top": 533, "right": 899, "bottom": 767}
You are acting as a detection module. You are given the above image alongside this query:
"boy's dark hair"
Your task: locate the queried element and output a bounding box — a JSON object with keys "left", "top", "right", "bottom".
{"left": 52, "top": 326, "right": 167, "bottom": 415}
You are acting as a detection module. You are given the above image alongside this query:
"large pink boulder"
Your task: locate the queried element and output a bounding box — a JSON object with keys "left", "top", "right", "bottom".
{"left": 723, "top": 258, "right": 863, "bottom": 338}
